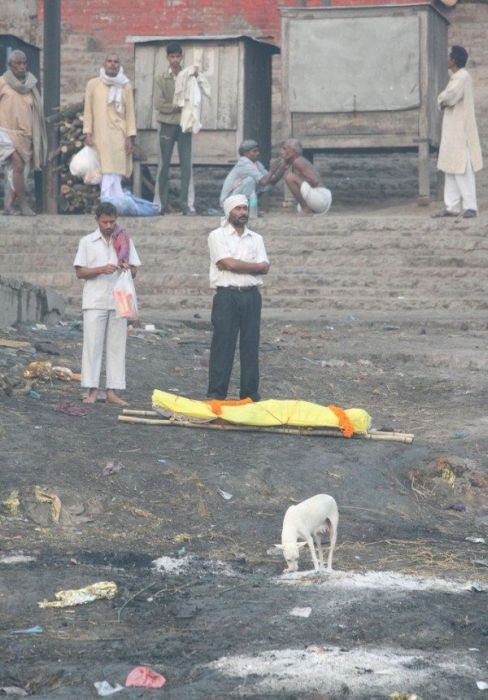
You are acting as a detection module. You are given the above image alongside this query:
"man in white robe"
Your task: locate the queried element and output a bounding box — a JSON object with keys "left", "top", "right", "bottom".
{"left": 434, "top": 45, "right": 482, "bottom": 219}
{"left": 83, "top": 54, "right": 136, "bottom": 202}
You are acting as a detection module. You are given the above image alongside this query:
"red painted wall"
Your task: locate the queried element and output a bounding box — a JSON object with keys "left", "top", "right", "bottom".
{"left": 39, "top": 0, "right": 428, "bottom": 48}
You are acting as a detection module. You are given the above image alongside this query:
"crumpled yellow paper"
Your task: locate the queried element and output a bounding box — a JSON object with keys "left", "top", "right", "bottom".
{"left": 34, "top": 486, "right": 61, "bottom": 524}
{"left": 38, "top": 581, "right": 117, "bottom": 608}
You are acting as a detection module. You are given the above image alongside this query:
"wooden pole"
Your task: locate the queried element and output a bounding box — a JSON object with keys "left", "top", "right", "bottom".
{"left": 42, "top": 0, "right": 61, "bottom": 214}
{"left": 117, "top": 414, "right": 414, "bottom": 443}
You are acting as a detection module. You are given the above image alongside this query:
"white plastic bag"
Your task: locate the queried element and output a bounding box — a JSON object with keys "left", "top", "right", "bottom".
{"left": 113, "top": 270, "right": 138, "bottom": 320}
{"left": 69, "top": 146, "right": 102, "bottom": 185}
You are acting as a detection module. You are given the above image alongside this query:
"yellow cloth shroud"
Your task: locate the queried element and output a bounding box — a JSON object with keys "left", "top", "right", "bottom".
{"left": 152, "top": 390, "right": 371, "bottom": 435}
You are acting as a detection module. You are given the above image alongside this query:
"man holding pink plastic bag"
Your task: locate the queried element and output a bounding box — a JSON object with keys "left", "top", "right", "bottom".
{"left": 74, "top": 202, "right": 141, "bottom": 405}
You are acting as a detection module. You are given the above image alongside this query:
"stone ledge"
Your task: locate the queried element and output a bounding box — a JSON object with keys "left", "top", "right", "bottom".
{"left": 0, "top": 276, "right": 65, "bottom": 328}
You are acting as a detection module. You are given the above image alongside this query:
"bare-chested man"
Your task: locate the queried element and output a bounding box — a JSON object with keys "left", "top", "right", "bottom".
{"left": 280, "top": 138, "right": 332, "bottom": 216}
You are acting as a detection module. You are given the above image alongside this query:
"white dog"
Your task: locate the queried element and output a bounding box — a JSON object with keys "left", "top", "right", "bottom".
{"left": 275, "top": 494, "right": 338, "bottom": 573}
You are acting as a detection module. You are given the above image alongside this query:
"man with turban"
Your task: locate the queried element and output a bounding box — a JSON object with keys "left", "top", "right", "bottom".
{"left": 219, "top": 139, "right": 286, "bottom": 208}
{"left": 207, "top": 194, "right": 270, "bottom": 402}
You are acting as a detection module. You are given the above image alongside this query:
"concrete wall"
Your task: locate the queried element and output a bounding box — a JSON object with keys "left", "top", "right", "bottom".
{"left": 0, "top": 277, "right": 65, "bottom": 328}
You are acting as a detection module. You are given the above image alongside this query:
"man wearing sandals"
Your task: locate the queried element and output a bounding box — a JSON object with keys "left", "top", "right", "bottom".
{"left": 0, "top": 50, "right": 47, "bottom": 216}
{"left": 434, "top": 46, "right": 482, "bottom": 219}
{"left": 74, "top": 202, "right": 141, "bottom": 406}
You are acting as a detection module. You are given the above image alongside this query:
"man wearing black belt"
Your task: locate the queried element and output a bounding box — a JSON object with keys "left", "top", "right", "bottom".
{"left": 207, "top": 194, "right": 270, "bottom": 402}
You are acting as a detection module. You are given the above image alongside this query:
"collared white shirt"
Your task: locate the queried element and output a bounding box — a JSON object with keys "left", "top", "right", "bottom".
{"left": 73, "top": 228, "right": 141, "bottom": 310}
{"left": 208, "top": 222, "right": 269, "bottom": 289}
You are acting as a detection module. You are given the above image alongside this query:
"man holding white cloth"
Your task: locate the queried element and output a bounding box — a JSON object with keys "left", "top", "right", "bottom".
{"left": 435, "top": 45, "right": 483, "bottom": 219}
{"left": 207, "top": 194, "right": 270, "bottom": 402}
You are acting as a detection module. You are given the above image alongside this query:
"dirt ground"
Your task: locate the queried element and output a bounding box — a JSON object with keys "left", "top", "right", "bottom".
{"left": 1, "top": 306, "right": 488, "bottom": 699}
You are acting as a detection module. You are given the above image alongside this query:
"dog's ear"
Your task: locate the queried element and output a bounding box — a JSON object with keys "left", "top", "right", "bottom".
{"left": 274, "top": 544, "right": 285, "bottom": 550}
{"left": 297, "top": 541, "right": 307, "bottom": 549}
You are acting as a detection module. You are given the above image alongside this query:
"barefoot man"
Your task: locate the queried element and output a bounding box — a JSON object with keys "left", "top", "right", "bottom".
{"left": 281, "top": 139, "right": 331, "bottom": 216}
{"left": 74, "top": 202, "right": 141, "bottom": 405}
{"left": 0, "top": 50, "right": 47, "bottom": 215}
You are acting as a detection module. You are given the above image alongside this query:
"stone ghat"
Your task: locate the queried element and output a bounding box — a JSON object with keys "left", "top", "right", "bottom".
{"left": 1, "top": 212, "right": 487, "bottom": 318}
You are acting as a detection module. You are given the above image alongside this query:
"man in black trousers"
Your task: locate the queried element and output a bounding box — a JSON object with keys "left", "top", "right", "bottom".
{"left": 207, "top": 194, "right": 270, "bottom": 402}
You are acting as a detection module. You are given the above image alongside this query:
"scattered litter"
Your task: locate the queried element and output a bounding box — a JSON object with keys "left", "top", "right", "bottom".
{"left": 54, "top": 401, "right": 90, "bottom": 417}
{"left": 2, "top": 490, "right": 20, "bottom": 515}
{"left": 477, "top": 681, "right": 488, "bottom": 690}
{"left": 0, "top": 554, "right": 36, "bottom": 565}
{"left": 157, "top": 459, "right": 167, "bottom": 464}
{"left": 34, "top": 323, "right": 47, "bottom": 331}
{"left": 126, "top": 666, "right": 166, "bottom": 689}
{"left": 24, "top": 361, "right": 52, "bottom": 381}
{"left": 38, "top": 581, "right": 117, "bottom": 608}
{"left": 218, "top": 488, "right": 233, "bottom": 500}
{"left": 102, "top": 461, "right": 123, "bottom": 476}
{"left": 34, "top": 486, "right": 61, "bottom": 523}
{"left": 174, "top": 533, "right": 192, "bottom": 543}
{"left": 471, "top": 582, "right": 486, "bottom": 593}
{"left": 51, "top": 366, "right": 80, "bottom": 381}
{"left": 447, "top": 503, "right": 466, "bottom": 512}
{"left": 469, "top": 648, "right": 480, "bottom": 651}
{"left": 144, "top": 324, "right": 156, "bottom": 332}
{"left": 10, "top": 625, "right": 43, "bottom": 635}
{"left": 0, "top": 687, "right": 28, "bottom": 696}
{"left": 29, "top": 390, "right": 41, "bottom": 400}
{"left": 383, "top": 325, "right": 400, "bottom": 331}
{"left": 466, "top": 536, "right": 486, "bottom": 544}
{"left": 472, "top": 559, "right": 488, "bottom": 568}
{"left": 389, "top": 693, "right": 421, "bottom": 700}
{"left": 93, "top": 680, "right": 124, "bottom": 696}
{"left": 289, "top": 606, "right": 312, "bottom": 618}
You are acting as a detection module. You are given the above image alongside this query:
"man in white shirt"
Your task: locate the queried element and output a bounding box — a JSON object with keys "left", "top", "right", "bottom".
{"left": 74, "top": 201, "right": 141, "bottom": 405}
{"left": 207, "top": 194, "right": 270, "bottom": 402}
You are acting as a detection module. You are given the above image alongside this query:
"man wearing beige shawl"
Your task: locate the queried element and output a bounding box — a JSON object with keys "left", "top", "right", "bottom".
{"left": 0, "top": 50, "right": 47, "bottom": 216}
{"left": 434, "top": 46, "right": 483, "bottom": 219}
{"left": 83, "top": 54, "right": 136, "bottom": 202}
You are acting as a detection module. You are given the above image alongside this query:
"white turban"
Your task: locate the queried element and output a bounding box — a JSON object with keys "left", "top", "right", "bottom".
{"left": 223, "top": 194, "right": 249, "bottom": 221}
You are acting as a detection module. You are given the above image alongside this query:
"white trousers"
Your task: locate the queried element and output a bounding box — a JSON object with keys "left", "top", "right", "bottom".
{"left": 101, "top": 173, "right": 123, "bottom": 201}
{"left": 81, "top": 309, "right": 127, "bottom": 389}
{"left": 444, "top": 152, "right": 477, "bottom": 213}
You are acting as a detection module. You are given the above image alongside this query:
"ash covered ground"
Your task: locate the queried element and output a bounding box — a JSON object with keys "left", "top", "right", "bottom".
{"left": 0, "top": 309, "right": 487, "bottom": 699}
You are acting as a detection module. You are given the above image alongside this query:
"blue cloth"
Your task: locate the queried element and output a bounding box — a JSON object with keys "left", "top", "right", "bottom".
{"left": 219, "top": 156, "right": 268, "bottom": 207}
{"left": 104, "top": 192, "right": 161, "bottom": 217}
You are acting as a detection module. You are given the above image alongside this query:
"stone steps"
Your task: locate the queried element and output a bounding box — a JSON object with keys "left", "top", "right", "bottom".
{"left": 1, "top": 213, "right": 487, "bottom": 316}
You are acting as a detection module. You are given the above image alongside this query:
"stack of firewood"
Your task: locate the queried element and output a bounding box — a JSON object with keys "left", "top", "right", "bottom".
{"left": 48, "top": 102, "right": 99, "bottom": 214}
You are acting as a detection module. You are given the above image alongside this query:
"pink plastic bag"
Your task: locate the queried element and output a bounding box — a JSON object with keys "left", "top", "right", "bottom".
{"left": 113, "top": 270, "right": 138, "bottom": 320}
{"left": 125, "top": 666, "right": 166, "bottom": 689}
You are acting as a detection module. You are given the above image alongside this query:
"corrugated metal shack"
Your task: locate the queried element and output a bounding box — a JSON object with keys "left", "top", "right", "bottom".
{"left": 127, "top": 34, "right": 279, "bottom": 196}
{"left": 280, "top": 4, "right": 449, "bottom": 202}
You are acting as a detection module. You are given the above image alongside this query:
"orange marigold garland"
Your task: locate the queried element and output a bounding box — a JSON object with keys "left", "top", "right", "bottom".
{"left": 204, "top": 397, "right": 253, "bottom": 416}
{"left": 328, "top": 404, "right": 354, "bottom": 438}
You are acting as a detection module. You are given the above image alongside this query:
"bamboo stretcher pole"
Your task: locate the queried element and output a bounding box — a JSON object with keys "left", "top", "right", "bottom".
{"left": 117, "top": 414, "right": 414, "bottom": 443}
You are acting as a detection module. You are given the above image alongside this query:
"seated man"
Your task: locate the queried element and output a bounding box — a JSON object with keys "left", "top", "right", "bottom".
{"left": 219, "top": 139, "right": 286, "bottom": 208}
{"left": 281, "top": 138, "right": 332, "bottom": 216}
